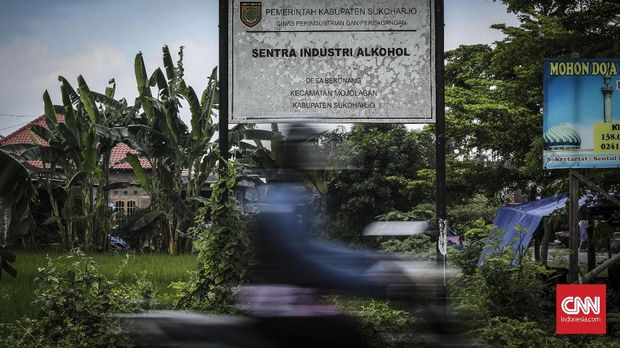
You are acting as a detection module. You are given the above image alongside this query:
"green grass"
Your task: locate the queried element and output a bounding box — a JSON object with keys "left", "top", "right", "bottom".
{"left": 0, "top": 250, "right": 198, "bottom": 323}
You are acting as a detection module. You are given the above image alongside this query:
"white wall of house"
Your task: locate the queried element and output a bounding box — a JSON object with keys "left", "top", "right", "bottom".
{"left": 108, "top": 172, "right": 151, "bottom": 218}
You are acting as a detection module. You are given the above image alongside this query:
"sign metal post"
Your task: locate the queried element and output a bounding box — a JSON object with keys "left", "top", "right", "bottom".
{"left": 219, "top": 0, "right": 230, "bottom": 175}
{"left": 434, "top": 0, "right": 447, "bottom": 305}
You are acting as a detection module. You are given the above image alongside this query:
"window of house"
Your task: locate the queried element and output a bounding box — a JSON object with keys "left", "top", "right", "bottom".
{"left": 127, "top": 200, "right": 136, "bottom": 216}
{"left": 114, "top": 201, "right": 125, "bottom": 221}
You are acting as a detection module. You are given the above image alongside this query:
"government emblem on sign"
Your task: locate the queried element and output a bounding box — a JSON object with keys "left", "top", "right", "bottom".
{"left": 240, "top": 2, "right": 262, "bottom": 28}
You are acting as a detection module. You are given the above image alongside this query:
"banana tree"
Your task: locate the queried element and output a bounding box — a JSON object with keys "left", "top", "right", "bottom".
{"left": 127, "top": 46, "right": 275, "bottom": 254}
{"left": 127, "top": 47, "right": 217, "bottom": 254}
{"left": 59, "top": 76, "right": 138, "bottom": 250}
{"left": 3, "top": 77, "right": 135, "bottom": 250}
{"left": 0, "top": 150, "right": 36, "bottom": 280}
{"left": 0, "top": 150, "right": 36, "bottom": 242}
{"left": 1, "top": 92, "right": 81, "bottom": 249}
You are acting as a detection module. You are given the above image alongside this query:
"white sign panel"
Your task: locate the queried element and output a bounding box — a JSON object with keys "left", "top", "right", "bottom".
{"left": 228, "top": 0, "right": 435, "bottom": 123}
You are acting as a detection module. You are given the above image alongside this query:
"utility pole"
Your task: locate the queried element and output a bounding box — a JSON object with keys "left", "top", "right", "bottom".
{"left": 434, "top": 0, "right": 447, "bottom": 304}
{"left": 568, "top": 170, "right": 579, "bottom": 283}
{"left": 219, "top": 0, "right": 229, "bottom": 167}
{"left": 219, "top": 0, "right": 230, "bottom": 202}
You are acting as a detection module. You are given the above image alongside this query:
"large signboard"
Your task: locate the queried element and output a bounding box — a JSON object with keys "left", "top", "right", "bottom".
{"left": 228, "top": 0, "right": 435, "bottom": 123}
{"left": 543, "top": 59, "right": 620, "bottom": 169}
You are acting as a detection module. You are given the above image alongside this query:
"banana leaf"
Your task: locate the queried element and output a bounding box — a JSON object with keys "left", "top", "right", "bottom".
{"left": 0, "top": 150, "right": 35, "bottom": 241}
{"left": 0, "top": 248, "right": 17, "bottom": 280}
{"left": 30, "top": 124, "right": 54, "bottom": 143}
{"left": 129, "top": 210, "right": 162, "bottom": 231}
{"left": 105, "top": 78, "right": 116, "bottom": 98}
{"left": 43, "top": 90, "right": 58, "bottom": 128}
{"left": 126, "top": 153, "right": 153, "bottom": 193}
{"left": 162, "top": 45, "right": 176, "bottom": 81}
{"left": 102, "top": 181, "right": 134, "bottom": 191}
{"left": 150, "top": 68, "right": 169, "bottom": 98}
{"left": 92, "top": 91, "right": 127, "bottom": 111}
{"left": 78, "top": 75, "right": 101, "bottom": 124}
{"left": 134, "top": 52, "right": 151, "bottom": 97}
{"left": 58, "top": 76, "right": 81, "bottom": 105}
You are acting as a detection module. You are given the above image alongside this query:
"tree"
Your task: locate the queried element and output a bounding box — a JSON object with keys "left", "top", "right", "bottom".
{"left": 1, "top": 76, "right": 134, "bottom": 251}
{"left": 174, "top": 161, "right": 253, "bottom": 311}
{"left": 325, "top": 124, "right": 434, "bottom": 243}
{"left": 126, "top": 47, "right": 208, "bottom": 254}
{"left": 492, "top": 0, "right": 620, "bottom": 193}
{"left": 440, "top": 0, "right": 620, "bottom": 203}
{"left": 323, "top": 0, "right": 620, "bottom": 242}
{"left": 127, "top": 46, "right": 273, "bottom": 254}
{"left": 0, "top": 150, "right": 36, "bottom": 241}
{"left": 443, "top": 44, "right": 540, "bottom": 201}
{"left": 0, "top": 150, "right": 36, "bottom": 280}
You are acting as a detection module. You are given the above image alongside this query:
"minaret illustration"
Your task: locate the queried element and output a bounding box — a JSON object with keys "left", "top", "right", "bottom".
{"left": 602, "top": 75, "right": 613, "bottom": 122}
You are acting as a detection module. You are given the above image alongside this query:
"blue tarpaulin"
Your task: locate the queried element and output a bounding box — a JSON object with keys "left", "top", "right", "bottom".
{"left": 478, "top": 193, "right": 587, "bottom": 265}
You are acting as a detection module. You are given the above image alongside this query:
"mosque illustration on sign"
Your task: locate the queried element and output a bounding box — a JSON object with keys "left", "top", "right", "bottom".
{"left": 544, "top": 75, "right": 614, "bottom": 151}
{"left": 543, "top": 124, "right": 582, "bottom": 150}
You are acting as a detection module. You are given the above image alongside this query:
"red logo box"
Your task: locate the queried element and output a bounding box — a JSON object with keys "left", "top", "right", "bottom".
{"left": 556, "top": 284, "right": 606, "bottom": 334}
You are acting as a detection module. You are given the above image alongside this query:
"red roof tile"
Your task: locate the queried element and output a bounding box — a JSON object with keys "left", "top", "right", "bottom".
{"left": 0, "top": 115, "right": 63, "bottom": 147}
{"left": 0, "top": 115, "right": 151, "bottom": 171}
{"left": 109, "top": 142, "right": 151, "bottom": 170}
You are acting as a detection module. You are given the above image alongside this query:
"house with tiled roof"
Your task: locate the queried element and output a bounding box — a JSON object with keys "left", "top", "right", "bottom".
{"left": 0, "top": 115, "right": 265, "bottom": 245}
{"left": 0, "top": 115, "right": 151, "bottom": 241}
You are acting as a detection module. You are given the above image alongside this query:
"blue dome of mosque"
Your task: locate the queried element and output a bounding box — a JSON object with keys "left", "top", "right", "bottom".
{"left": 543, "top": 125, "right": 581, "bottom": 150}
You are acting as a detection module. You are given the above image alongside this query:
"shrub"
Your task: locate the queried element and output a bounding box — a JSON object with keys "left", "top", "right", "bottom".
{"left": 448, "top": 219, "right": 494, "bottom": 276}
{"left": 476, "top": 316, "right": 563, "bottom": 347}
{"left": 337, "top": 299, "right": 420, "bottom": 348}
{"left": 448, "top": 194, "right": 498, "bottom": 236}
{"left": 478, "top": 242, "right": 552, "bottom": 321}
{"left": 476, "top": 316, "right": 620, "bottom": 348}
{"left": 114, "top": 207, "right": 164, "bottom": 252}
{"left": 0, "top": 250, "right": 153, "bottom": 347}
{"left": 451, "top": 239, "right": 553, "bottom": 324}
{"left": 173, "top": 163, "right": 254, "bottom": 313}
{"left": 379, "top": 234, "right": 435, "bottom": 260}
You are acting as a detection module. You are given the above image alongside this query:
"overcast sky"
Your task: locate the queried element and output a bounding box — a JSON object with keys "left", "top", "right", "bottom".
{"left": 0, "top": 0, "right": 519, "bottom": 136}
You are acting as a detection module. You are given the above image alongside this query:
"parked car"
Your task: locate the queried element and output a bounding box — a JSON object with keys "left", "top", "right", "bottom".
{"left": 109, "top": 235, "right": 129, "bottom": 252}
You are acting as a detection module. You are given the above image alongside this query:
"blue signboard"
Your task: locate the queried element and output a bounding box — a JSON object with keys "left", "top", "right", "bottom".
{"left": 543, "top": 59, "right": 620, "bottom": 169}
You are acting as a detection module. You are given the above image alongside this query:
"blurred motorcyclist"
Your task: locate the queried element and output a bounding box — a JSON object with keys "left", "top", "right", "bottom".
{"left": 252, "top": 124, "right": 407, "bottom": 296}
